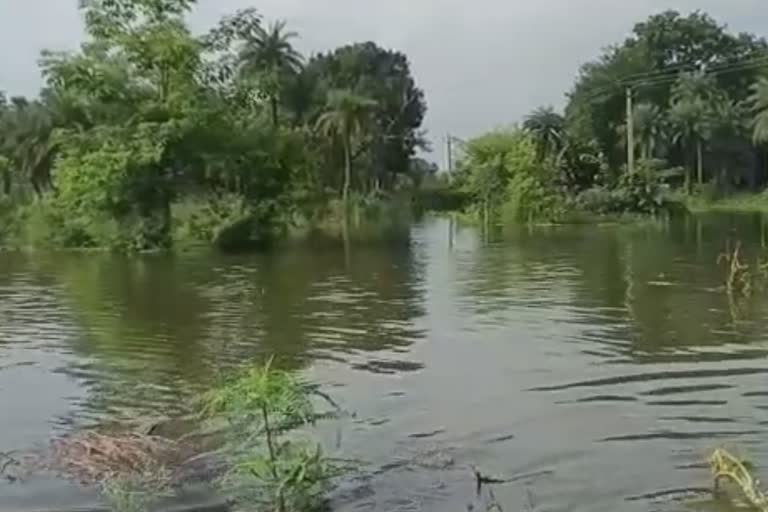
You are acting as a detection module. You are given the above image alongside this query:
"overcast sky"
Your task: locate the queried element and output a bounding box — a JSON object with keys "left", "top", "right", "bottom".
{"left": 0, "top": 0, "right": 765, "bottom": 163}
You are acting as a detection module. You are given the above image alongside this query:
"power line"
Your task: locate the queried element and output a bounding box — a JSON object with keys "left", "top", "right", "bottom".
{"left": 583, "top": 54, "right": 768, "bottom": 104}
{"left": 607, "top": 53, "right": 768, "bottom": 85}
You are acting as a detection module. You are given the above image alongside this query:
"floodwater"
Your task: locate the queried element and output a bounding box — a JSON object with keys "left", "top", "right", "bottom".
{"left": 1, "top": 214, "right": 768, "bottom": 512}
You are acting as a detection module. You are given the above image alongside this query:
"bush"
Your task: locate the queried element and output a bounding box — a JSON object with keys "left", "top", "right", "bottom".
{"left": 502, "top": 172, "right": 564, "bottom": 223}
{"left": 172, "top": 194, "right": 283, "bottom": 251}
{"left": 456, "top": 129, "right": 566, "bottom": 224}
{"left": 202, "top": 360, "right": 345, "bottom": 512}
{"left": 574, "top": 164, "right": 671, "bottom": 216}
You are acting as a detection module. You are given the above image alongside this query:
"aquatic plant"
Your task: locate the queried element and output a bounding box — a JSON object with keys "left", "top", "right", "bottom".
{"left": 202, "top": 359, "right": 345, "bottom": 512}
{"left": 99, "top": 467, "right": 173, "bottom": 512}
{"left": 718, "top": 242, "right": 753, "bottom": 298}
{"left": 710, "top": 448, "right": 768, "bottom": 511}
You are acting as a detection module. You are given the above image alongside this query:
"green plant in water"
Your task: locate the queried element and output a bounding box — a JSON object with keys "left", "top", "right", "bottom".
{"left": 203, "top": 359, "right": 344, "bottom": 512}
{"left": 99, "top": 468, "right": 173, "bottom": 512}
{"left": 710, "top": 448, "right": 768, "bottom": 511}
{"left": 718, "top": 242, "right": 753, "bottom": 298}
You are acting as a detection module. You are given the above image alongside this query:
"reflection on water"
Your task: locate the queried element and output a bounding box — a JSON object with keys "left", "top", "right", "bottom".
{"left": 2, "top": 213, "right": 768, "bottom": 512}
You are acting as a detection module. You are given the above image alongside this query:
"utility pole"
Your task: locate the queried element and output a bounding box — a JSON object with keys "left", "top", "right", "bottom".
{"left": 626, "top": 87, "right": 635, "bottom": 174}
{"left": 446, "top": 134, "right": 454, "bottom": 174}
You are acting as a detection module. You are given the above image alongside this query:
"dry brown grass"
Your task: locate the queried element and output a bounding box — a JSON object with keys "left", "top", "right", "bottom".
{"left": 45, "top": 431, "right": 177, "bottom": 484}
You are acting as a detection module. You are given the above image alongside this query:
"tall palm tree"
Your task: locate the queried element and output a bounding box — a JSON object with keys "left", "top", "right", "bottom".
{"left": 710, "top": 96, "right": 747, "bottom": 186}
{"left": 633, "top": 103, "right": 666, "bottom": 160}
{"left": 670, "top": 73, "right": 716, "bottom": 189}
{"left": 239, "top": 20, "right": 304, "bottom": 127}
{"left": 0, "top": 99, "right": 55, "bottom": 197}
{"left": 616, "top": 102, "right": 667, "bottom": 162}
{"left": 523, "top": 106, "right": 564, "bottom": 161}
{"left": 315, "top": 90, "right": 376, "bottom": 206}
{"left": 750, "top": 78, "right": 768, "bottom": 145}
{"left": 670, "top": 98, "right": 710, "bottom": 190}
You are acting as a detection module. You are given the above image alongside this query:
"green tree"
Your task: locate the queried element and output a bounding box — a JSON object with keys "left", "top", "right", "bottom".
{"left": 750, "top": 78, "right": 768, "bottom": 145}
{"left": 669, "top": 72, "right": 717, "bottom": 189}
{"left": 565, "top": 10, "right": 767, "bottom": 178}
{"left": 305, "top": 43, "right": 427, "bottom": 192}
{"left": 0, "top": 98, "right": 56, "bottom": 197}
{"left": 315, "top": 90, "right": 376, "bottom": 206}
{"left": 709, "top": 95, "right": 748, "bottom": 187}
{"left": 239, "top": 20, "right": 304, "bottom": 127}
{"left": 633, "top": 102, "right": 667, "bottom": 160}
{"left": 457, "top": 129, "right": 560, "bottom": 224}
{"left": 523, "top": 106, "right": 565, "bottom": 161}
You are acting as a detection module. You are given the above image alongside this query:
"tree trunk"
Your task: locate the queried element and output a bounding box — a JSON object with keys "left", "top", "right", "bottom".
{"left": 2, "top": 169, "right": 10, "bottom": 196}
{"left": 696, "top": 139, "right": 704, "bottom": 185}
{"left": 270, "top": 95, "right": 279, "bottom": 128}
{"left": 342, "top": 135, "right": 351, "bottom": 207}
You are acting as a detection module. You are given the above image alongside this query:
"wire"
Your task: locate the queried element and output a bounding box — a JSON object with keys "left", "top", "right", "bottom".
{"left": 607, "top": 53, "right": 768, "bottom": 85}
{"left": 583, "top": 54, "right": 768, "bottom": 104}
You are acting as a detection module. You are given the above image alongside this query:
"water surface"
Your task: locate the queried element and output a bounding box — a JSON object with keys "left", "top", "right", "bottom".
{"left": 1, "top": 214, "right": 768, "bottom": 512}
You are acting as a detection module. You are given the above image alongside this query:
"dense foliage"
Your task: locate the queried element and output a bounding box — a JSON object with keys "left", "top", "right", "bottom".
{"left": 564, "top": 10, "right": 768, "bottom": 192}
{"left": 457, "top": 10, "right": 768, "bottom": 224}
{"left": 0, "top": 0, "right": 427, "bottom": 250}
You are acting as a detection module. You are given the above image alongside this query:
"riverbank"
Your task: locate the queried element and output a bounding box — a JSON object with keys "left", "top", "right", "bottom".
{"left": 685, "top": 192, "right": 768, "bottom": 214}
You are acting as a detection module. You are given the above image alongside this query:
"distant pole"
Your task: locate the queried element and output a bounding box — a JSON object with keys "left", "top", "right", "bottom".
{"left": 446, "top": 134, "right": 454, "bottom": 174}
{"left": 626, "top": 87, "right": 635, "bottom": 174}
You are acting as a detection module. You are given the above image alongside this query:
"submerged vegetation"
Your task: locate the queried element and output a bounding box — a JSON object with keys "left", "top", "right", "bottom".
{"left": 0, "top": 0, "right": 429, "bottom": 251}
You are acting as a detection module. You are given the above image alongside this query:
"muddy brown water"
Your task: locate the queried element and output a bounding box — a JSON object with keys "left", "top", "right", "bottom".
{"left": 1, "top": 214, "right": 768, "bottom": 512}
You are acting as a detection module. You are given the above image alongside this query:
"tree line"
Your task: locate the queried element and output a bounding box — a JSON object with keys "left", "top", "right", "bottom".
{"left": 0, "top": 0, "right": 429, "bottom": 250}
{"left": 455, "top": 10, "right": 768, "bottom": 223}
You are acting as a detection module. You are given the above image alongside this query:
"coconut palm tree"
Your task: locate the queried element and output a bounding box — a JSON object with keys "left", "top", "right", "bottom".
{"left": 750, "top": 77, "right": 768, "bottom": 145}
{"left": 239, "top": 20, "right": 304, "bottom": 127}
{"left": 670, "top": 98, "right": 710, "bottom": 190}
{"left": 710, "top": 96, "right": 748, "bottom": 186}
{"left": 0, "top": 99, "right": 55, "bottom": 197}
{"left": 315, "top": 90, "right": 376, "bottom": 206}
{"left": 523, "top": 106, "right": 564, "bottom": 161}
{"left": 616, "top": 102, "right": 667, "bottom": 162}
{"left": 670, "top": 73, "right": 716, "bottom": 189}
{"left": 633, "top": 103, "right": 667, "bottom": 160}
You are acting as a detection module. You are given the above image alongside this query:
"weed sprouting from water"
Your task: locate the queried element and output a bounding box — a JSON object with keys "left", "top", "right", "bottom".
{"left": 710, "top": 448, "right": 768, "bottom": 511}
{"left": 99, "top": 467, "right": 173, "bottom": 512}
{"left": 718, "top": 241, "right": 754, "bottom": 298}
{"left": 202, "top": 358, "right": 347, "bottom": 512}
{"left": 717, "top": 240, "right": 768, "bottom": 320}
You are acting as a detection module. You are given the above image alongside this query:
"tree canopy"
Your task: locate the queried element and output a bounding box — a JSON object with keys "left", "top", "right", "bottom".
{"left": 0, "top": 1, "right": 427, "bottom": 250}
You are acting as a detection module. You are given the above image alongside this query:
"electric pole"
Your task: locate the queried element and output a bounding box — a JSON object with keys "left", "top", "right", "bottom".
{"left": 626, "top": 87, "right": 635, "bottom": 174}
{"left": 446, "top": 134, "right": 454, "bottom": 174}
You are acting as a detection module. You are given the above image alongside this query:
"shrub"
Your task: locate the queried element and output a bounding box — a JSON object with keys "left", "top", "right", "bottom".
{"left": 574, "top": 163, "right": 671, "bottom": 216}
{"left": 172, "top": 194, "right": 283, "bottom": 251}
{"left": 502, "top": 172, "right": 564, "bottom": 223}
{"left": 456, "top": 129, "right": 566, "bottom": 224}
{"left": 202, "top": 360, "right": 345, "bottom": 512}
